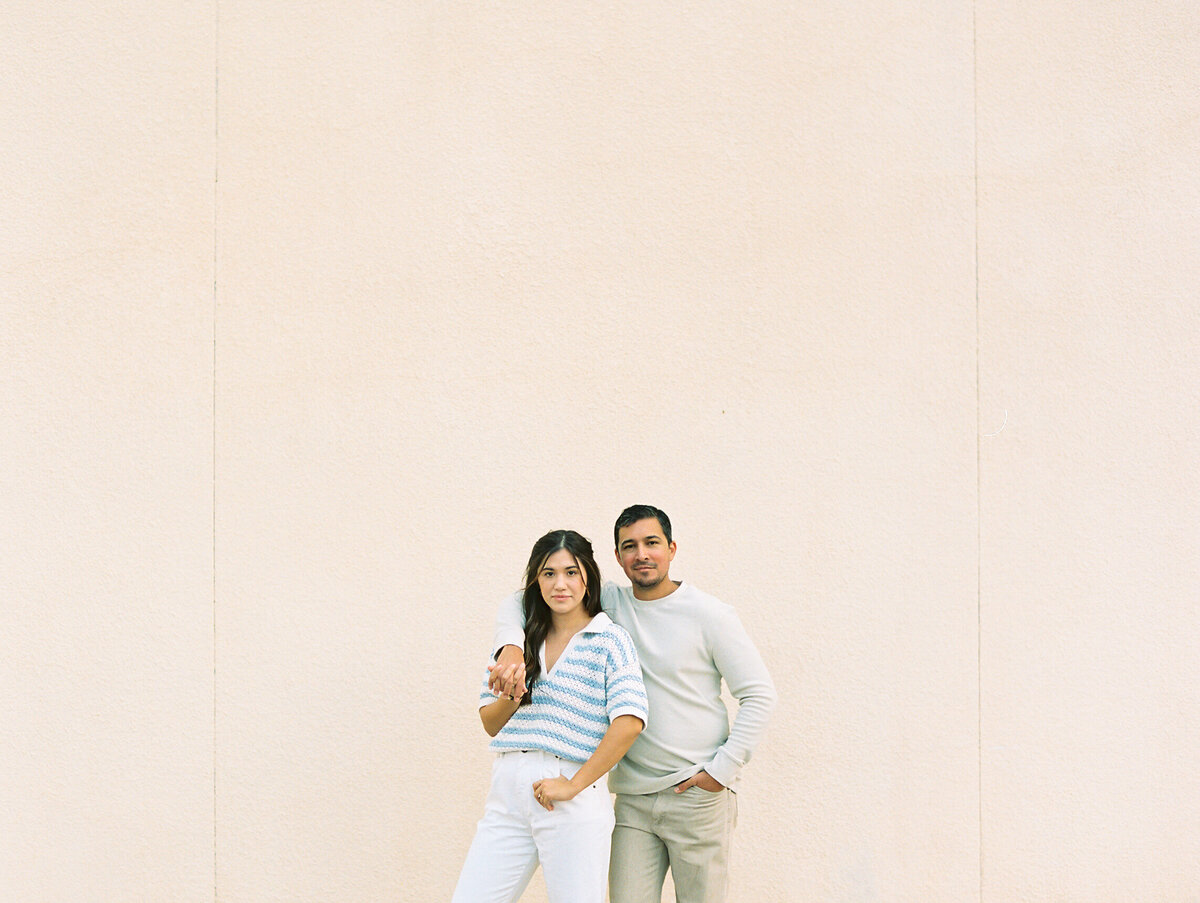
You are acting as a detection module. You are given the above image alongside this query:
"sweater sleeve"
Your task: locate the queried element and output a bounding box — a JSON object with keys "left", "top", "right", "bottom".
{"left": 704, "top": 606, "right": 777, "bottom": 788}
{"left": 477, "top": 658, "right": 499, "bottom": 709}
{"left": 604, "top": 628, "right": 648, "bottom": 725}
{"left": 491, "top": 590, "right": 526, "bottom": 658}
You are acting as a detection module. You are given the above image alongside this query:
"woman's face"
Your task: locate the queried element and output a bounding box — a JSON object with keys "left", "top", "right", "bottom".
{"left": 538, "top": 549, "right": 588, "bottom": 617}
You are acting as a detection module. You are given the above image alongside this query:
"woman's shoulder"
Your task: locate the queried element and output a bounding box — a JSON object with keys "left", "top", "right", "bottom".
{"left": 598, "top": 620, "right": 635, "bottom": 642}
{"left": 587, "top": 617, "right": 639, "bottom": 660}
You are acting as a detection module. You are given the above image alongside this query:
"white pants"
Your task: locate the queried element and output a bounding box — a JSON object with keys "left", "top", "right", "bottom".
{"left": 452, "top": 750, "right": 615, "bottom": 903}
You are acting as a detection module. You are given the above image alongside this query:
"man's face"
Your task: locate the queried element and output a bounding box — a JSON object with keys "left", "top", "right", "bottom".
{"left": 615, "top": 517, "right": 676, "bottom": 596}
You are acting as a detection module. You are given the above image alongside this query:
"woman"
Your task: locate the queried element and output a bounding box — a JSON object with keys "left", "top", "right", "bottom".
{"left": 452, "top": 530, "right": 648, "bottom": 903}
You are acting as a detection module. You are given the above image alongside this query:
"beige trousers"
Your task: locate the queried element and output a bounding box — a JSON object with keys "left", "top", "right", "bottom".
{"left": 608, "top": 786, "right": 738, "bottom": 903}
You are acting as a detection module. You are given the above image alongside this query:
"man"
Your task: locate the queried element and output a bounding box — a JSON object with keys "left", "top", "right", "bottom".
{"left": 488, "top": 505, "right": 776, "bottom": 903}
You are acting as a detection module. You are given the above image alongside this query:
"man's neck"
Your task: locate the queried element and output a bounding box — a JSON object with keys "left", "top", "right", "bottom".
{"left": 632, "top": 579, "right": 681, "bottom": 602}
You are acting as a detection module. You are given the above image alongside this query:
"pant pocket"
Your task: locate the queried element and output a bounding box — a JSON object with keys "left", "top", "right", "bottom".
{"left": 560, "top": 764, "right": 603, "bottom": 793}
{"left": 679, "top": 785, "right": 726, "bottom": 807}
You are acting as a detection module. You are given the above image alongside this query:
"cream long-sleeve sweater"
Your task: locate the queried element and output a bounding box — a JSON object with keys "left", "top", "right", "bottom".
{"left": 493, "top": 581, "right": 776, "bottom": 794}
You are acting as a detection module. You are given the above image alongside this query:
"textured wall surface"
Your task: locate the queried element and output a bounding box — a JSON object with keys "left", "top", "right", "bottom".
{"left": 1, "top": 3, "right": 216, "bottom": 901}
{"left": 977, "top": 3, "right": 1200, "bottom": 899}
{"left": 2, "top": 2, "right": 1197, "bottom": 902}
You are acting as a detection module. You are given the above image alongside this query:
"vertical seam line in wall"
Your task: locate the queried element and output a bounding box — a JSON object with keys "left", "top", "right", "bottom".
{"left": 973, "top": 3, "right": 983, "bottom": 902}
{"left": 212, "top": 0, "right": 220, "bottom": 900}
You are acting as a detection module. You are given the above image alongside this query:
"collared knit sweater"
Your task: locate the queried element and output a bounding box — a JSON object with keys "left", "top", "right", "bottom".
{"left": 480, "top": 612, "right": 648, "bottom": 763}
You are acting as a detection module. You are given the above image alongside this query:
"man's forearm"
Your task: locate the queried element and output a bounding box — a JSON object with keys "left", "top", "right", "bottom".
{"left": 707, "top": 611, "right": 777, "bottom": 786}
{"left": 707, "top": 685, "right": 776, "bottom": 786}
{"left": 492, "top": 590, "right": 526, "bottom": 657}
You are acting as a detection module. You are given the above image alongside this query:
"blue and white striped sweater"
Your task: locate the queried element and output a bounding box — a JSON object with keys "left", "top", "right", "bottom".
{"left": 479, "top": 613, "right": 648, "bottom": 762}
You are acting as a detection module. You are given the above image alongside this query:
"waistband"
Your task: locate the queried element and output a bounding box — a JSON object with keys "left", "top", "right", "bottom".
{"left": 496, "top": 748, "right": 581, "bottom": 763}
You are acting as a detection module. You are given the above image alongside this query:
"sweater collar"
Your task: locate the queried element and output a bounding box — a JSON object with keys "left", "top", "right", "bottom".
{"left": 580, "top": 611, "right": 613, "bottom": 634}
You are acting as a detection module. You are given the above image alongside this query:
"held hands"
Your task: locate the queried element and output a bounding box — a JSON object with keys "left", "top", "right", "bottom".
{"left": 531, "top": 776, "right": 578, "bottom": 811}
{"left": 491, "top": 661, "right": 526, "bottom": 701}
{"left": 674, "top": 770, "right": 724, "bottom": 793}
{"left": 487, "top": 646, "right": 527, "bottom": 698}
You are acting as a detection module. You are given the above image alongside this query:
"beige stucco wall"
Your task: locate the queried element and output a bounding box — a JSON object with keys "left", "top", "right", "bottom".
{"left": 2, "top": 3, "right": 1196, "bottom": 902}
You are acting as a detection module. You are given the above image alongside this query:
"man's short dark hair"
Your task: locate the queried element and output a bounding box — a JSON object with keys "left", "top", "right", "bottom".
{"left": 614, "top": 505, "right": 673, "bottom": 547}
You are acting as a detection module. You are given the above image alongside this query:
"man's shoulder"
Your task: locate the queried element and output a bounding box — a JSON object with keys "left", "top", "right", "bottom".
{"left": 600, "top": 581, "right": 634, "bottom": 609}
{"left": 600, "top": 580, "right": 630, "bottom": 598}
{"left": 674, "top": 581, "right": 735, "bottom": 615}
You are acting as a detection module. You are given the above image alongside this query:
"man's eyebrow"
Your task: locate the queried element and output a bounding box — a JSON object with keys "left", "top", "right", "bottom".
{"left": 621, "top": 534, "right": 663, "bottom": 546}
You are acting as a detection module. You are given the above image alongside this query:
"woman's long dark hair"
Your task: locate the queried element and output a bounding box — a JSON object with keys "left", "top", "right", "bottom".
{"left": 519, "top": 530, "right": 603, "bottom": 705}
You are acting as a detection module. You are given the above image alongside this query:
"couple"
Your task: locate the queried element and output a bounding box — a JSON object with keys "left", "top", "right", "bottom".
{"left": 452, "top": 505, "right": 777, "bottom": 903}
